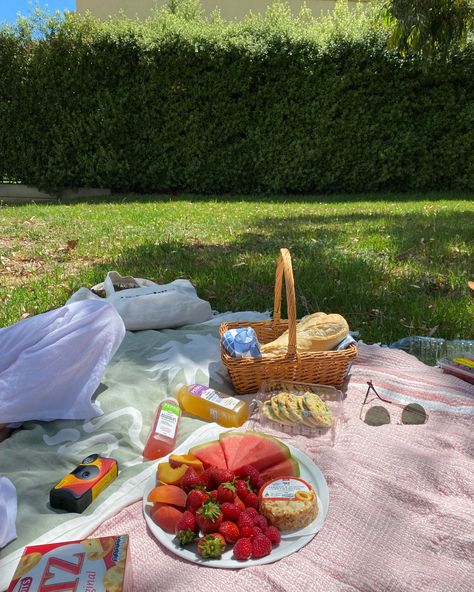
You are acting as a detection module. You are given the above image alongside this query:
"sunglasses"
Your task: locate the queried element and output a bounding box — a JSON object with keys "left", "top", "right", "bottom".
{"left": 360, "top": 380, "right": 428, "bottom": 426}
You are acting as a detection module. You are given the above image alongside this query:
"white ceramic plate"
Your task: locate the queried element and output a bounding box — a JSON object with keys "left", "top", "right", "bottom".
{"left": 142, "top": 431, "right": 329, "bottom": 568}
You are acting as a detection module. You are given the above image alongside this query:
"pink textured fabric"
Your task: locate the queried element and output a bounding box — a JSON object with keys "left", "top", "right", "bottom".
{"left": 93, "top": 344, "right": 474, "bottom": 592}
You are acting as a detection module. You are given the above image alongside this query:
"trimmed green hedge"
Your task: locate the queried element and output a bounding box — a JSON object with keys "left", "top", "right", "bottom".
{"left": 1, "top": 1, "right": 473, "bottom": 193}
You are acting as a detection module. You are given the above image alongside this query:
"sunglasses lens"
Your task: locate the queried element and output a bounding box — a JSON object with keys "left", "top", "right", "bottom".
{"left": 401, "top": 403, "right": 427, "bottom": 425}
{"left": 364, "top": 406, "right": 391, "bottom": 426}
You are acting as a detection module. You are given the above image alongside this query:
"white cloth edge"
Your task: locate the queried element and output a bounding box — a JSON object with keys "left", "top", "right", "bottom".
{"left": 0, "top": 478, "right": 17, "bottom": 550}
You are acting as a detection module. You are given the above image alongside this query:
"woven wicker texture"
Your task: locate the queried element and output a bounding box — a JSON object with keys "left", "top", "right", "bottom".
{"left": 219, "top": 249, "right": 357, "bottom": 394}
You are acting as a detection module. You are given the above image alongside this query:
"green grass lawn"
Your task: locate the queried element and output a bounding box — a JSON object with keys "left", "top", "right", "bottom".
{"left": 0, "top": 193, "right": 473, "bottom": 344}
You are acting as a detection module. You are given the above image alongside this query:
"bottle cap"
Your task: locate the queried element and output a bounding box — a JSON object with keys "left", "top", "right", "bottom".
{"left": 163, "top": 396, "right": 179, "bottom": 405}
{"left": 173, "top": 383, "right": 185, "bottom": 395}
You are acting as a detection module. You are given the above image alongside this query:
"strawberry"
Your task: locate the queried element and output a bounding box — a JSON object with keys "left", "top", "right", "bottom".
{"left": 210, "top": 467, "right": 235, "bottom": 489}
{"left": 264, "top": 526, "right": 281, "bottom": 545}
{"left": 209, "top": 489, "right": 218, "bottom": 500}
{"left": 217, "top": 482, "right": 236, "bottom": 504}
{"left": 239, "top": 525, "right": 253, "bottom": 539}
{"left": 181, "top": 467, "right": 202, "bottom": 492}
{"left": 254, "top": 477, "right": 264, "bottom": 492}
{"left": 233, "top": 537, "right": 253, "bottom": 561}
{"left": 195, "top": 500, "right": 223, "bottom": 533}
{"left": 233, "top": 495, "right": 246, "bottom": 512}
{"left": 199, "top": 467, "right": 213, "bottom": 490}
{"left": 242, "top": 507, "right": 259, "bottom": 522}
{"left": 175, "top": 511, "right": 198, "bottom": 546}
{"left": 235, "top": 479, "right": 251, "bottom": 500}
{"left": 220, "top": 502, "right": 241, "bottom": 522}
{"left": 186, "top": 489, "right": 209, "bottom": 514}
{"left": 253, "top": 514, "right": 268, "bottom": 530}
{"left": 237, "top": 512, "right": 254, "bottom": 530}
{"left": 251, "top": 534, "right": 272, "bottom": 559}
{"left": 197, "top": 533, "right": 226, "bottom": 559}
{"left": 244, "top": 492, "right": 259, "bottom": 509}
{"left": 236, "top": 465, "right": 260, "bottom": 490}
{"left": 218, "top": 521, "right": 240, "bottom": 544}
{"left": 251, "top": 526, "right": 262, "bottom": 539}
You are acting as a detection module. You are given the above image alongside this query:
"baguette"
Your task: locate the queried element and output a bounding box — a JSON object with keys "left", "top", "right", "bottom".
{"left": 260, "top": 312, "right": 349, "bottom": 356}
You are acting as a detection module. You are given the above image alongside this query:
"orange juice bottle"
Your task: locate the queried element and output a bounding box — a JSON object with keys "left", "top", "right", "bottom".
{"left": 176, "top": 384, "right": 248, "bottom": 428}
{"left": 143, "top": 397, "right": 181, "bottom": 460}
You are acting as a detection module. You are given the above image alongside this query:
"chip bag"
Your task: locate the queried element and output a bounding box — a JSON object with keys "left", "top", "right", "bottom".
{"left": 7, "top": 534, "right": 132, "bottom": 592}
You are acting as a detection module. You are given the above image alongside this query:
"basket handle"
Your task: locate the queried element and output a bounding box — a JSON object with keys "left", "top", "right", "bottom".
{"left": 273, "top": 248, "right": 297, "bottom": 358}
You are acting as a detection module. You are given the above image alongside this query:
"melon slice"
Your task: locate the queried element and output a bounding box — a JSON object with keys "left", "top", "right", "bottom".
{"left": 220, "top": 430, "right": 291, "bottom": 473}
{"left": 219, "top": 431, "right": 247, "bottom": 471}
{"left": 260, "top": 457, "right": 300, "bottom": 484}
{"left": 188, "top": 439, "right": 228, "bottom": 470}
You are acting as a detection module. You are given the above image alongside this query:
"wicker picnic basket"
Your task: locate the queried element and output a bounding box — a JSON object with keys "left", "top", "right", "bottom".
{"left": 219, "top": 248, "right": 357, "bottom": 394}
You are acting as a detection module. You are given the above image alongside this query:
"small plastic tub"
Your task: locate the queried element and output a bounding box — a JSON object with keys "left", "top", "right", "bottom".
{"left": 437, "top": 354, "right": 474, "bottom": 384}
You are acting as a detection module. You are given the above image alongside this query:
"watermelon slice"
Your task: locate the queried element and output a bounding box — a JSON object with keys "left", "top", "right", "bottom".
{"left": 219, "top": 431, "right": 247, "bottom": 471}
{"left": 260, "top": 457, "right": 300, "bottom": 484}
{"left": 188, "top": 440, "right": 228, "bottom": 470}
{"left": 220, "top": 430, "right": 291, "bottom": 473}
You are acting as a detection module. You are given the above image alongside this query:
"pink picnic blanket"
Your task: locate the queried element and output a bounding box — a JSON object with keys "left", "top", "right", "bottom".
{"left": 92, "top": 344, "right": 474, "bottom": 591}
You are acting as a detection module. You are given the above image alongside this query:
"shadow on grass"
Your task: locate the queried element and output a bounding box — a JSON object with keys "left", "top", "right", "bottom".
{"left": 89, "top": 207, "right": 473, "bottom": 343}
{"left": 1, "top": 198, "right": 471, "bottom": 342}
{"left": 3, "top": 190, "right": 474, "bottom": 207}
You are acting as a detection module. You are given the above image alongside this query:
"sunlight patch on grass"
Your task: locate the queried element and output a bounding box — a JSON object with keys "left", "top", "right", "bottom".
{"left": 0, "top": 194, "right": 472, "bottom": 343}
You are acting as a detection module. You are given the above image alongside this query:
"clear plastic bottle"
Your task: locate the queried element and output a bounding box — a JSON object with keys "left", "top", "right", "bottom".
{"left": 143, "top": 397, "right": 181, "bottom": 460}
{"left": 175, "top": 384, "right": 248, "bottom": 428}
{"left": 389, "top": 336, "right": 474, "bottom": 366}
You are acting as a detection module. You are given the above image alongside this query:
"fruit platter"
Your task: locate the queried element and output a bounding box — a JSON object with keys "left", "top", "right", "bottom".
{"left": 143, "top": 425, "right": 329, "bottom": 568}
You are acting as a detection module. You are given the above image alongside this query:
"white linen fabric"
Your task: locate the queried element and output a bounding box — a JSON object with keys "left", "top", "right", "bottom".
{"left": 0, "top": 477, "right": 17, "bottom": 549}
{"left": 67, "top": 271, "right": 213, "bottom": 331}
{"left": 0, "top": 300, "right": 125, "bottom": 424}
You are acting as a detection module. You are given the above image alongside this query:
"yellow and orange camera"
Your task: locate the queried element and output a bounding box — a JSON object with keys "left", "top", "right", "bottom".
{"left": 49, "top": 453, "right": 118, "bottom": 513}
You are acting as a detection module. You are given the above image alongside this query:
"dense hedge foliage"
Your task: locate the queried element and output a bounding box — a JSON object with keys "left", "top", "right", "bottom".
{"left": 0, "top": 1, "right": 473, "bottom": 193}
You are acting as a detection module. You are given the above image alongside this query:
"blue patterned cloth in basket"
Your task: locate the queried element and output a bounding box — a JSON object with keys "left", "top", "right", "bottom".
{"left": 221, "top": 327, "right": 261, "bottom": 358}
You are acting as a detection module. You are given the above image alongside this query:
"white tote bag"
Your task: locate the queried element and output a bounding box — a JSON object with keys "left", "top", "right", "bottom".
{"left": 69, "top": 272, "right": 212, "bottom": 331}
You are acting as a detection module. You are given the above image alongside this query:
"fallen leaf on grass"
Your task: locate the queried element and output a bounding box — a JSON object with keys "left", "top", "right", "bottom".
{"left": 56, "top": 240, "right": 78, "bottom": 255}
